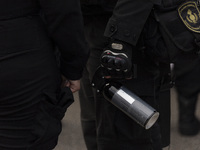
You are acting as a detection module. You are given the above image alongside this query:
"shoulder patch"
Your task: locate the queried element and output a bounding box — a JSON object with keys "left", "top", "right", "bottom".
{"left": 178, "top": 1, "right": 200, "bottom": 33}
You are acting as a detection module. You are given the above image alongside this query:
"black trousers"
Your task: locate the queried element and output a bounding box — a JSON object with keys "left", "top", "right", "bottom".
{"left": 174, "top": 52, "right": 200, "bottom": 122}
{"left": 79, "top": 14, "right": 165, "bottom": 150}
{"left": 174, "top": 52, "right": 200, "bottom": 99}
{"left": 0, "top": 16, "right": 74, "bottom": 150}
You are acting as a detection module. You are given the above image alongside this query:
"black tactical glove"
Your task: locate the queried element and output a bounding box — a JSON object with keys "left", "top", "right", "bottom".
{"left": 101, "top": 39, "right": 133, "bottom": 79}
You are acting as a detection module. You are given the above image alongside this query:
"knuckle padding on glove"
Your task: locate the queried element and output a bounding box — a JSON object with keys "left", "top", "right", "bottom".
{"left": 101, "top": 50, "right": 129, "bottom": 71}
{"left": 100, "top": 39, "right": 133, "bottom": 78}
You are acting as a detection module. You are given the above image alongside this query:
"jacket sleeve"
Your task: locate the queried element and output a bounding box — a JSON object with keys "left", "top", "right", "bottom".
{"left": 39, "top": 0, "right": 89, "bottom": 80}
{"left": 104, "top": 0, "right": 154, "bottom": 46}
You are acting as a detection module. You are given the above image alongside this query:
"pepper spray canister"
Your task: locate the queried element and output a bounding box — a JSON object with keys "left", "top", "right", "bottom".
{"left": 102, "top": 82, "right": 159, "bottom": 129}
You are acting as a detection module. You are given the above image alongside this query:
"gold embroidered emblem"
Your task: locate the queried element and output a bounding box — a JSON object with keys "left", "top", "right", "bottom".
{"left": 178, "top": 1, "right": 200, "bottom": 33}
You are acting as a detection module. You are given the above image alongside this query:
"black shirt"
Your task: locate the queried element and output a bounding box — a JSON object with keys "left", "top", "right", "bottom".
{"left": 0, "top": 0, "right": 89, "bottom": 80}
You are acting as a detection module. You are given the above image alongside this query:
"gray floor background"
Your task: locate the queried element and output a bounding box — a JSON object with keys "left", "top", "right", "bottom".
{"left": 54, "top": 88, "right": 200, "bottom": 150}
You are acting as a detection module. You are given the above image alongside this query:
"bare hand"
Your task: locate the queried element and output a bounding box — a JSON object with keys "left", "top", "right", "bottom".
{"left": 64, "top": 79, "right": 80, "bottom": 93}
{"left": 61, "top": 75, "right": 80, "bottom": 93}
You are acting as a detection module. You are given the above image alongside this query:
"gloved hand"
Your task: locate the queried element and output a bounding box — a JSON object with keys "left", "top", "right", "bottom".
{"left": 101, "top": 39, "right": 133, "bottom": 79}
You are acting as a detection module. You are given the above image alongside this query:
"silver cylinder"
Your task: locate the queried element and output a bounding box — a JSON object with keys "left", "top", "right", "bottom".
{"left": 103, "top": 83, "right": 159, "bottom": 129}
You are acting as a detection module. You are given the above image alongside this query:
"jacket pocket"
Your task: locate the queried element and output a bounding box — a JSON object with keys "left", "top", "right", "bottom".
{"left": 143, "top": 13, "right": 170, "bottom": 63}
{"left": 154, "top": 8, "right": 196, "bottom": 52}
{"left": 43, "top": 87, "right": 74, "bottom": 120}
{"left": 28, "top": 87, "right": 74, "bottom": 150}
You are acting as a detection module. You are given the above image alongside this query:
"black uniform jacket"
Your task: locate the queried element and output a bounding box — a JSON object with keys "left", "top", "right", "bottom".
{"left": 0, "top": 0, "right": 89, "bottom": 80}
{"left": 80, "top": 0, "right": 117, "bottom": 15}
{"left": 105, "top": 0, "right": 161, "bottom": 45}
{"left": 104, "top": 0, "right": 185, "bottom": 46}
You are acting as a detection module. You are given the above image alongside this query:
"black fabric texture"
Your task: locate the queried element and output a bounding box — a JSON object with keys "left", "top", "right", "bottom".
{"left": 0, "top": 0, "right": 87, "bottom": 149}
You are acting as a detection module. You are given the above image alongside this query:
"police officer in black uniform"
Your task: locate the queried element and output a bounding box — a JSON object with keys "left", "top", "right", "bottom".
{"left": 100, "top": 0, "right": 200, "bottom": 149}
{"left": 157, "top": 0, "right": 200, "bottom": 136}
{"left": 80, "top": 0, "right": 200, "bottom": 149}
{"left": 0, "top": 0, "right": 88, "bottom": 150}
{"left": 79, "top": 0, "right": 169, "bottom": 149}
